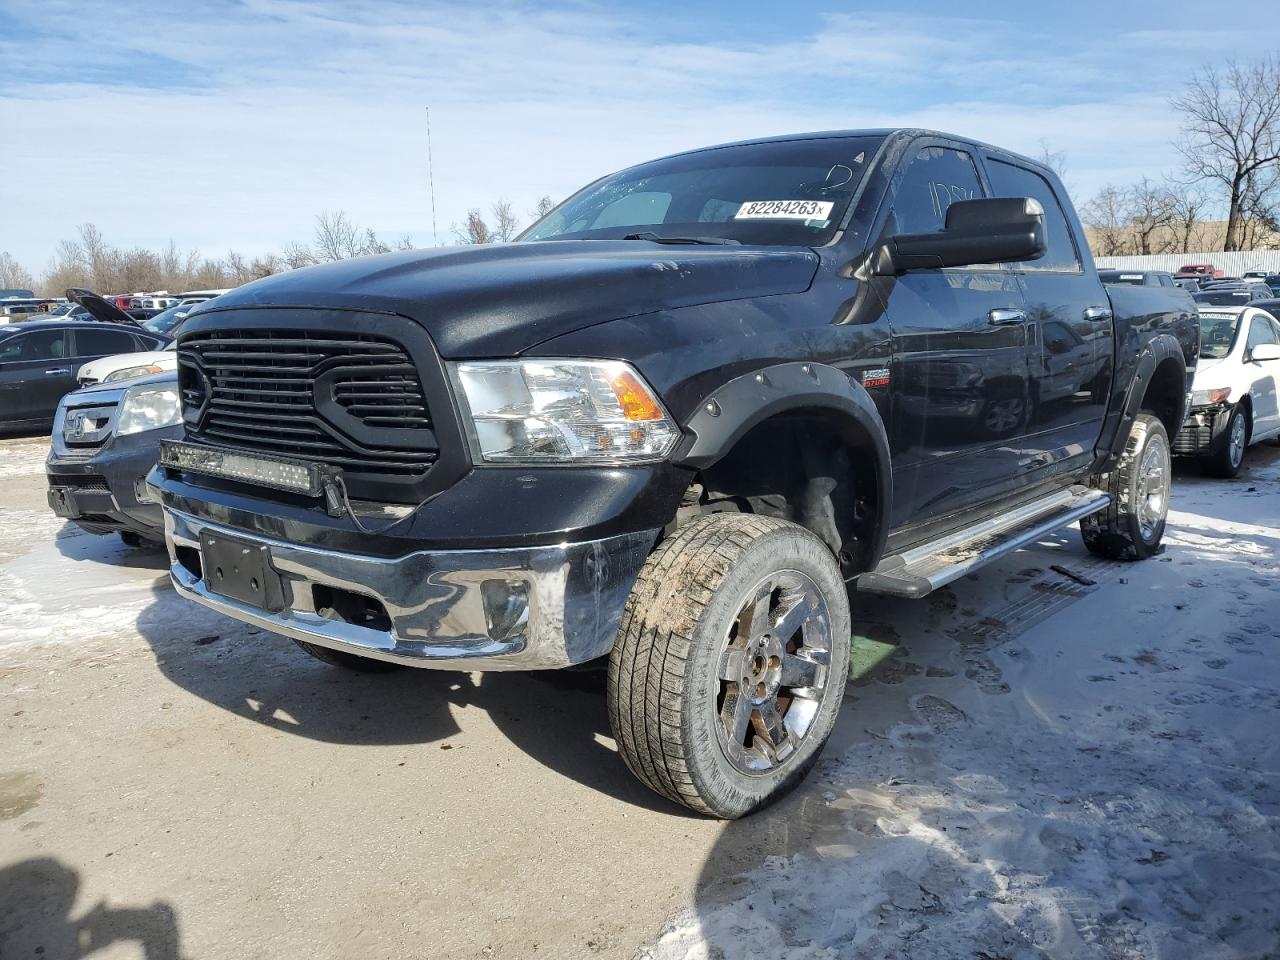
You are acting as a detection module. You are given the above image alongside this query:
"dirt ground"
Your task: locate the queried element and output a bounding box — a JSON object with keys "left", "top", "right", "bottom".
{"left": 1, "top": 436, "right": 1277, "bottom": 960}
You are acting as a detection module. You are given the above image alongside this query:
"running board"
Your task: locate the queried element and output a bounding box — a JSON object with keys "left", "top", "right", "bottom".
{"left": 856, "top": 486, "right": 1112, "bottom": 599}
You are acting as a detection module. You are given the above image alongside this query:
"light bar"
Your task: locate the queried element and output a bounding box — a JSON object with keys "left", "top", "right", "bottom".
{"left": 159, "top": 440, "right": 326, "bottom": 496}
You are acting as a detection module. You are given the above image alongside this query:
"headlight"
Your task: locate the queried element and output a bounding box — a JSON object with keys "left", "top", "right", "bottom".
{"left": 1190, "top": 387, "right": 1231, "bottom": 406}
{"left": 117, "top": 383, "right": 182, "bottom": 436}
{"left": 103, "top": 363, "right": 164, "bottom": 383}
{"left": 452, "top": 359, "right": 679, "bottom": 463}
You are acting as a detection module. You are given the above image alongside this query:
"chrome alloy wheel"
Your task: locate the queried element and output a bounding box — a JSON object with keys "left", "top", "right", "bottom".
{"left": 1136, "top": 430, "right": 1171, "bottom": 541}
{"left": 713, "top": 570, "right": 834, "bottom": 775}
{"left": 1229, "top": 412, "right": 1247, "bottom": 469}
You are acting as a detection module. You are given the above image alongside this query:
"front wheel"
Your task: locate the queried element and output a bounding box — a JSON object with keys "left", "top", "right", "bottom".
{"left": 1081, "top": 412, "right": 1171, "bottom": 561}
{"left": 607, "top": 514, "right": 851, "bottom": 818}
{"left": 1206, "top": 404, "right": 1248, "bottom": 478}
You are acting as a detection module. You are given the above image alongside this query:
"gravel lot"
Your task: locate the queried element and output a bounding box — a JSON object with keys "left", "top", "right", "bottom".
{"left": 1, "top": 436, "right": 1277, "bottom": 960}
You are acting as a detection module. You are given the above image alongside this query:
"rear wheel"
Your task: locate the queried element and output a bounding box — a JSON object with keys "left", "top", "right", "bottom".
{"left": 1206, "top": 405, "right": 1248, "bottom": 478}
{"left": 607, "top": 514, "right": 851, "bottom": 818}
{"left": 293, "top": 640, "right": 405, "bottom": 672}
{"left": 1081, "top": 412, "right": 1171, "bottom": 561}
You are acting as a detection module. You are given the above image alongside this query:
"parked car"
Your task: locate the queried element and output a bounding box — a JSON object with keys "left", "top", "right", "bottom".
{"left": 1177, "top": 263, "right": 1223, "bottom": 279}
{"left": 1263, "top": 274, "right": 1280, "bottom": 297}
{"left": 1175, "top": 305, "right": 1280, "bottom": 476}
{"left": 77, "top": 297, "right": 224, "bottom": 386}
{"left": 1099, "top": 270, "right": 1178, "bottom": 287}
{"left": 1173, "top": 277, "right": 1202, "bottom": 293}
{"left": 0, "top": 288, "right": 36, "bottom": 299}
{"left": 150, "top": 127, "right": 1196, "bottom": 818}
{"left": 46, "top": 370, "right": 182, "bottom": 543}
{"left": 1193, "top": 283, "right": 1274, "bottom": 306}
{"left": 1241, "top": 271, "right": 1270, "bottom": 282}
{"left": 0, "top": 319, "right": 167, "bottom": 432}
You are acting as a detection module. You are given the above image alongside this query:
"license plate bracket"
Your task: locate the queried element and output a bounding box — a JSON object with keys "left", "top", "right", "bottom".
{"left": 48, "top": 487, "right": 76, "bottom": 519}
{"left": 200, "top": 531, "right": 286, "bottom": 612}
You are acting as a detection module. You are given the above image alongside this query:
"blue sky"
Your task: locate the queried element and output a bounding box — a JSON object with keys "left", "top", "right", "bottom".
{"left": 2, "top": 0, "right": 1277, "bottom": 276}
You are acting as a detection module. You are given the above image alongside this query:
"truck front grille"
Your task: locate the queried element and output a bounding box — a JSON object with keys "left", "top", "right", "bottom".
{"left": 178, "top": 329, "right": 439, "bottom": 479}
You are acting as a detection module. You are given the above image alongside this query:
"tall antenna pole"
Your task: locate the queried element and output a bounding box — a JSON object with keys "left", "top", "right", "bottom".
{"left": 425, "top": 106, "right": 439, "bottom": 246}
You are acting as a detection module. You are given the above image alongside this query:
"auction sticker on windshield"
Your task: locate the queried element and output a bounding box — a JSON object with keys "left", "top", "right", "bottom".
{"left": 735, "top": 200, "right": 834, "bottom": 220}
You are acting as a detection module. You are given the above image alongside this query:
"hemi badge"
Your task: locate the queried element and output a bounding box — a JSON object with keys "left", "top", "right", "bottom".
{"left": 862, "top": 367, "right": 890, "bottom": 388}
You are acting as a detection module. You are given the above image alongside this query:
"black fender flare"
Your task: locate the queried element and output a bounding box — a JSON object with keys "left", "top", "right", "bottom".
{"left": 1109, "top": 333, "right": 1188, "bottom": 460}
{"left": 675, "top": 361, "right": 892, "bottom": 569}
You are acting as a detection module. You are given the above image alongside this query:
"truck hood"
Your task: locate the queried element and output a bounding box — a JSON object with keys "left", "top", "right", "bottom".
{"left": 194, "top": 241, "right": 821, "bottom": 357}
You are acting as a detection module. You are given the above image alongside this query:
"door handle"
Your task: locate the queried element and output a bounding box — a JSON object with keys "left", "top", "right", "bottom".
{"left": 1083, "top": 306, "right": 1113, "bottom": 322}
{"left": 988, "top": 308, "right": 1027, "bottom": 326}
{"left": 44, "top": 367, "right": 71, "bottom": 375}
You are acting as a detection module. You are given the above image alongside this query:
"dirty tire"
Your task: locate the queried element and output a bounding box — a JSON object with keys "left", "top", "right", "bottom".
{"left": 293, "top": 639, "right": 405, "bottom": 672}
{"left": 1205, "top": 404, "right": 1248, "bottom": 478}
{"left": 607, "top": 514, "right": 851, "bottom": 819}
{"left": 1081, "top": 412, "right": 1170, "bottom": 561}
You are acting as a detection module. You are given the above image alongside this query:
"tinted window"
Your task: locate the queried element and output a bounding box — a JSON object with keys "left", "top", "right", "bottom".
{"left": 890, "top": 145, "right": 984, "bottom": 236}
{"left": 1159, "top": 274, "right": 1173, "bottom": 287}
{"left": 985, "top": 158, "right": 1081, "bottom": 272}
{"left": 75, "top": 328, "right": 137, "bottom": 357}
{"left": 0, "top": 329, "right": 67, "bottom": 362}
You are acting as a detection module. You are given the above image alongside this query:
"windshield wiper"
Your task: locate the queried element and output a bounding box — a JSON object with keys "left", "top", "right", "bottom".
{"left": 623, "top": 231, "right": 740, "bottom": 245}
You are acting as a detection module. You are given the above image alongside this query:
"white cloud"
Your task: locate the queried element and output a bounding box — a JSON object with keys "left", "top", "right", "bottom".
{"left": 0, "top": 1, "right": 1272, "bottom": 274}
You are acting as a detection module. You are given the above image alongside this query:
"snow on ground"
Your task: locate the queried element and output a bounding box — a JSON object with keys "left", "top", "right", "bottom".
{"left": 0, "top": 438, "right": 49, "bottom": 480}
{"left": 642, "top": 450, "right": 1280, "bottom": 960}
{"left": 1, "top": 435, "right": 1278, "bottom": 958}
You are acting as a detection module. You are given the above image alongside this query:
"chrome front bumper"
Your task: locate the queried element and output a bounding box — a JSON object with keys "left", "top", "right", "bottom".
{"left": 164, "top": 508, "right": 658, "bottom": 671}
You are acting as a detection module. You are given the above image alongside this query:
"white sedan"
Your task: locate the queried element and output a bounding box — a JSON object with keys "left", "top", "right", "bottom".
{"left": 1175, "top": 305, "right": 1280, "bottom": 476}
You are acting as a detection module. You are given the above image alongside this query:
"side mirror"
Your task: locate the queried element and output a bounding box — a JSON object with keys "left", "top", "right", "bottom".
{"left": 877, "top": 197, "right": 1047, "bottom": 274}
{"left": 1250, "top": 343, "right": 1280, "bottom": 361}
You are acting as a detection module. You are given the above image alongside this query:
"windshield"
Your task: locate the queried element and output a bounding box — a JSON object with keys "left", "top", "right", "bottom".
{"left": 1199, "top": 312, "right": 1243, "bottom": 358}
{"left": 1100, "top": 271, "right": 1146, "bottom": 285}
{"left": 1195, "top": 290, "right": 1254, "bottom": 306}
{"left": 521, "top": 136, "right": 885, "bottom": 246}
{"left": 141, "top": 304, "right": 189, "bottom": 334}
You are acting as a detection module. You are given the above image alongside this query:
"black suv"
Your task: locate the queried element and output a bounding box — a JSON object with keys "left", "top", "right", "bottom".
{"left": 152, "top": 128, "right": 1196, "bottom": 817}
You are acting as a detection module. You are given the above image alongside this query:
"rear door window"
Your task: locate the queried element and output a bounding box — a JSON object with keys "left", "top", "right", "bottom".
{"left": 984, "top": 158, "right": 1082, "bottom": 272}
{"left": 74, "top": 328, "right": 138, "bottom": 357}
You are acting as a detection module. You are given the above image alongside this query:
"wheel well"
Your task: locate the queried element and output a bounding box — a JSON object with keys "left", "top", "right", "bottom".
{"left": 688, "top": 409, "right": 882, "bottom": 575}
{"left": 1139, "top": 358, "right": 1185, "bottom": 439}
{"left": 1237, "top": 393, "right": 1253, "bottom": 441}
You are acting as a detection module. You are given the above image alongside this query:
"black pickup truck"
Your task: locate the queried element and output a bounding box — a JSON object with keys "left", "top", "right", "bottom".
{"left": 151, "top": 129, "right": 1197, "bottom": 818}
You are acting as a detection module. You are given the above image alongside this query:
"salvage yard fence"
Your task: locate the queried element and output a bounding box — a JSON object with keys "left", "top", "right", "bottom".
{"left": 1093, "top": 250, "right": 1280, "bottom": 274}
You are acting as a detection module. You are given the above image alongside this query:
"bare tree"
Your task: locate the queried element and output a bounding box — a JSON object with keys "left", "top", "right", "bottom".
{"left": 1126, "top": 178, "right": 1178, "bottom": 255}
{"left": 490, "top": 199, "right": 520, "bottom": 242}
{"left": 1173, "top": 57, "right": 1280, "bottom": 251}
{"left": 452, "top": 209, "right": 493, "bottom": 245}
{"left": 0, "top": 252, "right": 34, "bottom": 290}
{"left": 396, "top": 234, "right": 415, "bottom": 251}
{"left": 362, "top": 228, "right": 390, "bottom": 256}
{"left": 280, "top": 242, "right": 316, "bottom": 270}
{"left": 1164, "top": 185, "right": 1210, "bottom": 253}
{"left": 1080, "top": 185, "right": 1131, "bottom": 257}
{"left": 313, "top": 210, "right": 363, "bottom": 261}
{"left": 531, "top": 195, "right": 556, "bottom": 220}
